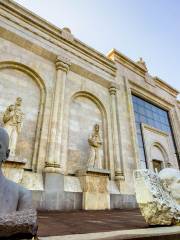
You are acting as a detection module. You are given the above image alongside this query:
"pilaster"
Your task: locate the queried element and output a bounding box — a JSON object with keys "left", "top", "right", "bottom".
{"left": 109, "top": 85, "right": 124, "bottom": 185}
{"left": 45, "top": 56, "right": 71, "bottom": 173}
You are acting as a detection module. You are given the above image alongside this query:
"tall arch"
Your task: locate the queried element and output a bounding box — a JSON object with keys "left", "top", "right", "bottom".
{"left": 67, "top": 91, "right": 108, "bottom": 174}
{"left": 150, "top": 142, "right": 169, "bottom": 170}
{"left": 0, "top": 61, "right": 46, "bottom": 170}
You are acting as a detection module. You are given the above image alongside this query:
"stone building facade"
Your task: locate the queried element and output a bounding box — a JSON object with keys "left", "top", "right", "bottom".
{"left": 0, "top": 0, "right": 179, "bottom": 210}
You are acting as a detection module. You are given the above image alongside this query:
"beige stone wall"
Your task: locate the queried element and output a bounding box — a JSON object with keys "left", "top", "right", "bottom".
{"left": 0, "top": 68, "right": 40, "bottom": 168}
{"left": 142, "top": 124, "right": 178, "bottom": 169}
{"left": 114, "top": 75, "right": 138, "bottom": 194}
{"left": 105, "top": 55, "right": 180, "bottom": 193}
{"left": 0, "top": 0, "right": 179, "bottom": 202}
{"left": 0, "top": 37, "right": 56, "bottom": 172}
{"left": 67, "top": 95, "right": 104, "bottom": 174}
{"left": 61, "top": 71, "right": 113, "bottom": 176}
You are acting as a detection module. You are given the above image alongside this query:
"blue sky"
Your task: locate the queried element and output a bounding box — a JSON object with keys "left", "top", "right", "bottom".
{"left": 15, "top": 0, "right": 180, "bottom": 96}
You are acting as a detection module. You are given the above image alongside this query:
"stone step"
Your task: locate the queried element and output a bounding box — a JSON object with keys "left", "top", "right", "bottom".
{"left": 39, "top": 226, "right": 180, "bottom": 240}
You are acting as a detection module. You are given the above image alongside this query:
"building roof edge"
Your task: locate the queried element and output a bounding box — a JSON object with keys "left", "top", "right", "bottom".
{"left": 0, "top": 0, "right": 116, "bottom": 73}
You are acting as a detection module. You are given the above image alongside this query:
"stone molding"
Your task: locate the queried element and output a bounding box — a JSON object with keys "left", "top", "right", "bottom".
{"left": 108, "top": 49, "right": 179, "bottom": 98}
{"left": 129, "top": 79, "right": 175, "bottom": 110}
{"left": 107, "top": 49, "right": 147, "bottom": 78}
{"left": 0, "top": 0, "right": 178, "bottom": 99}
{"left": 115, "top": 169, "right": 125, "bottom": 180}
{"left": 141, "top": 123, "right": 176, "bottom": 170}
{"left": 0, "top": 0, "right": 116, "bottom": 77}
{"left": 76, "top": 168, "right": 110, "bottom": 177}
{"left": 45, "top": 162, "right": 61, "bottom": 168}
{"left": 145, "top": 73, "right": 156, "bottom": 87}
{"left": 44, "top": 162, "right": 61, "bottom": 173}
{"left": 56, "top": 56, "right": 71, "bottom": 72}
{"left": 141, "top": 123, "right": 169, "bottom": 138}
{"left": 154, "top": 76, "right": 179, "bottom": 97}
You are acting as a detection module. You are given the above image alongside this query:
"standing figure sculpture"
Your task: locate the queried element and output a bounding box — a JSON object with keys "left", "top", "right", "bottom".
{"left": 87, "top": 124, "right": 102, "bottom": 169}
{"left": 3, "top": 97, "right": 24, "bottom": 157}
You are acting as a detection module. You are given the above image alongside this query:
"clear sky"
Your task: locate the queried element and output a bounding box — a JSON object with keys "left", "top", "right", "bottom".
{"left": 14, "top": 0, "right": 180, "bottom": 97}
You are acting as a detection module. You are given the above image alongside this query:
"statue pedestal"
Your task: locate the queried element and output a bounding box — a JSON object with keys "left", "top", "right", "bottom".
{"left": 2, "top": 158, "right": 26, "bottom": 183}
{"left": 76, "top": 168, "right": 110, "bottom": 210}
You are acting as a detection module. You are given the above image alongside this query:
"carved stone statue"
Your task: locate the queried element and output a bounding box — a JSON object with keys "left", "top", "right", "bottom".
{"left": 134, "top": 169, "right": 180, "bottom": 226}
{"left": 87, "top": 124, "right": 102, "bottom": 169}
{"left": 159, "top": 168, "right": 180, "bottom": 205}
{"left": 3, "top": 97, "right": 24, "bottom": 157}
{"left": 0, "top": 127, "right": 37, "bottom": 238}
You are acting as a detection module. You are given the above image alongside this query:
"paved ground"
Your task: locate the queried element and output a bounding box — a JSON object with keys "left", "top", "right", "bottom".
{"left": 38, "top": 209, "right": 149, "bottom": 237}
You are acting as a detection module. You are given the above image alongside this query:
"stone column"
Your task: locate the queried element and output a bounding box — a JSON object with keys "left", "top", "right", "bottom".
{"left": 109, "top": 85, "right": 124, "bottom": 181}
{"left": 45, "top": 56, "right": 71, "bottom": 173}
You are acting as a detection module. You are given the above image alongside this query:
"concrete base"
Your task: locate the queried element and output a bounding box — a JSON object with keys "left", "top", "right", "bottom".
{"left": 32, "top": 192, "right": 137, "bottom": 210}
{"left": 28, "top": 172, "right": 137, "bottom": 210}
{"left": 110, "top": 194, "right": 138, "bottom": 209}
{"left": 77, "top": 168, "right": 110, "bottom": 210}
{"left": 32, "top": 173, "right": 82, "bottom": 210}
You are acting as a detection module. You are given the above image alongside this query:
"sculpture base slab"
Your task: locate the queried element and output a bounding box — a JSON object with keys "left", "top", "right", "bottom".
{"left": 77, "top": 168, "right": 110, "bottom": 210}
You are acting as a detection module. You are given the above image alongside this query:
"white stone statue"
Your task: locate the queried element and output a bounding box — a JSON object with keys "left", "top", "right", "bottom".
{"left": 2, "top": 97, "right": 24, "bottom": 157}
{"left": 159, "top": 168, "right": 180, "bottom": 205}
{"left": 87, "top": 124, "right": 102, "bottom": 169}
{"left": 134, "top": 169, "right": 180, "bottom": 225}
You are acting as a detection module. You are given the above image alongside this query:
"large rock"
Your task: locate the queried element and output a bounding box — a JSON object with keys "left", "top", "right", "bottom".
{"left": 0, "top": 209, "right": 37, "bottom": 238}
{"left": 134, "top": 169, "right": 180, "bottom": 225}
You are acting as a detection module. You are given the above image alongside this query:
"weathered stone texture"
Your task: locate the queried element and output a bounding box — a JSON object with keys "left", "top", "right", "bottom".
{"left": 0, "top": 209, "right": 37, "bottom": 237}
{"left": 78, "top": 170, "right": 110, "bottom": 210}
{"left": 134, "top": 169, "right": 180, "bottom": 225}
{"left": 67, "top": 96, "right": 103, "bottom": 174}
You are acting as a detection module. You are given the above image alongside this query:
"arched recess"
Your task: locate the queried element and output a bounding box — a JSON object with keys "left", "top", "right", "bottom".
{"left": 150, "top": 142, "right": 169, "bottom": 170}
{"left": 67, "top": 91, "right": 108, "bottom": 174}
{"left": 0, "top": 61, "right": 46, "bottom": 170}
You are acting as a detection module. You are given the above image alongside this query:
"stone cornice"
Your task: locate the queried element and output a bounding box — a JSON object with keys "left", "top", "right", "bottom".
{"left": 0, "top": 0, "right": 116, "bottom": 76}
{"left": 154, "top": 77, "right": 179, "bottom": 98}
{"left": 107, "top": 49, "right": 147, "bottom": 77}
{"left": 129, "top": 79, "right": 175, "bottom": 110}
{"left": 108, "top": 49, "right": 179, "bottom": 99}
